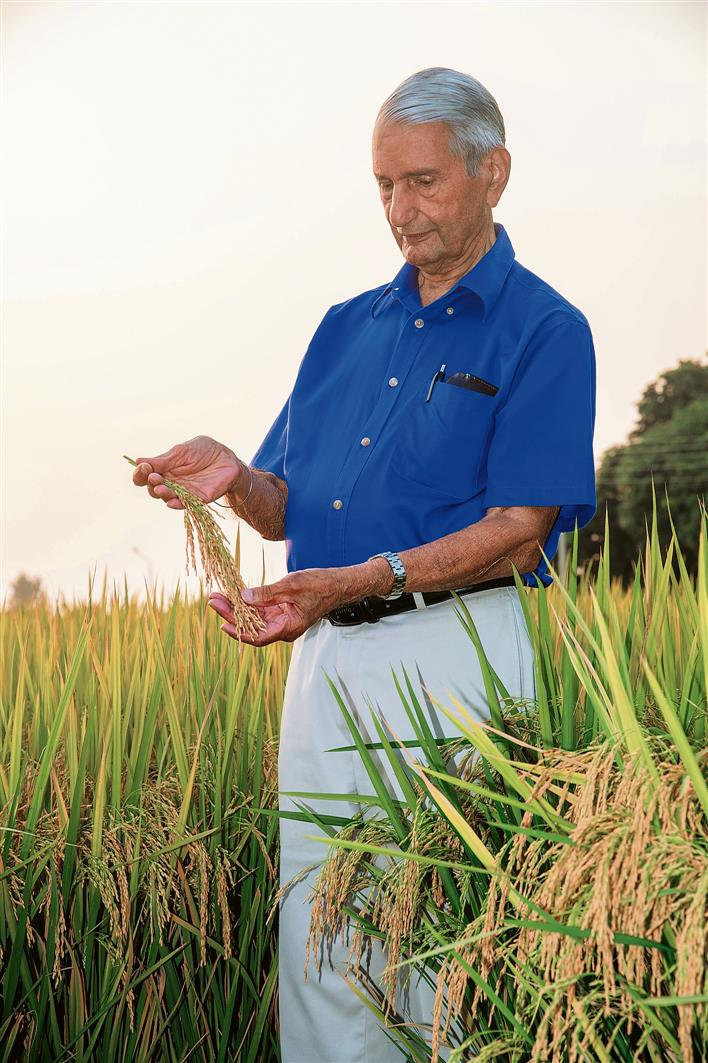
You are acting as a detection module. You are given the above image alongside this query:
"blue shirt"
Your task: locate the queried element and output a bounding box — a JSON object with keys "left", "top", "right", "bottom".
{"left": 249, "top": 221, "right": 596, "bottom": 587}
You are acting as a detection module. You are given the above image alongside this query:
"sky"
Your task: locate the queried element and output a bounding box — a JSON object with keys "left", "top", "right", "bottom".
{"left": 2, "top": 0, "right": 706, "bottom": 607}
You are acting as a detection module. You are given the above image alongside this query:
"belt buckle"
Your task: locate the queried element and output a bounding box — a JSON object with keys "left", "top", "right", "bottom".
{"left": 327, "top": 596, "right": 381, "bottom": 626}
{"left": 359, "top": 596, "right": 382, "bottom": 624}
{"left": 326, "top": 601, "right": 363, "bottom": 626}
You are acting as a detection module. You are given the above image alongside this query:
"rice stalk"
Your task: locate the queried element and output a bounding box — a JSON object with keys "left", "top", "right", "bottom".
{"left": 0, "top": 583, "right": 284, "bottom": 1061}
{"left": 123, "top": 454, "right": 265, "bottom": 640}
{"left": 301, "top": 498, "right": 707, "bottom": 1062}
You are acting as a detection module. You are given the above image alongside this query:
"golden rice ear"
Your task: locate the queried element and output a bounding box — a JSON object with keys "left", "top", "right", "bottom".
{"left": 124, "top": 453, "right": 265, "bottom": 639}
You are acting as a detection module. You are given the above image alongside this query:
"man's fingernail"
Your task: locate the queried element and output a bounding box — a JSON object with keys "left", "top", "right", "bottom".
{"left": 242, "top": 588, "right": 253, "bottom": 602}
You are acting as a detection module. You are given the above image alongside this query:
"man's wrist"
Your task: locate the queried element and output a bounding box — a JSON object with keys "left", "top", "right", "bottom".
{"left": 325, "top": 558, "right": 395, "bottom": 612}
{"left": 225, "top": 462, "right": 252, "bottom": 506}
{"left": 357, "top": 556, "right": 396, "bottom": 598}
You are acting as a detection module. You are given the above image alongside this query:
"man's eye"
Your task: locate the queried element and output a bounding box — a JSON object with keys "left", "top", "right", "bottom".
{"left": 377, "top": 178, "right": 433, "bottom": 191}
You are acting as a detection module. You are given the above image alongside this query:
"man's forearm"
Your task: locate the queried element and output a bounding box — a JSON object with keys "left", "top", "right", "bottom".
{"left": 341, "top": 507, "right": 559, "bottom": 602}
{"left": 224, "top": 462, "right": 287, "bottom": 541}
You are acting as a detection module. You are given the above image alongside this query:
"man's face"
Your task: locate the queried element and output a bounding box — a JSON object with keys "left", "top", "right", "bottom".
{"left": 371, "top": 118, "right": 501, "bottom": 271}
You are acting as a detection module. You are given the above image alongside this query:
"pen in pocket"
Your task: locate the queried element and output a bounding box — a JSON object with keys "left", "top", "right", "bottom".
{"left": 425, "top": 362, "right": 447, "bottom": 402}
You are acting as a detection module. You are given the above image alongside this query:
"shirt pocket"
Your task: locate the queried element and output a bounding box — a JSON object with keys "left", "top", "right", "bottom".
{"left": 389, "top": 378, "right": 498, "bottom": 500}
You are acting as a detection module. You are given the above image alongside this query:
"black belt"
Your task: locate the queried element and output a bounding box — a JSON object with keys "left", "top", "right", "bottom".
{"left": 325, "top": 575, "right": 518, "bottom": 627}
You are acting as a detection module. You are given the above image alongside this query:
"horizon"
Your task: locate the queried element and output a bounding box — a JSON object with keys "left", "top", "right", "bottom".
{"left": 3, "top": 0, "right": 706, "bottom": 605}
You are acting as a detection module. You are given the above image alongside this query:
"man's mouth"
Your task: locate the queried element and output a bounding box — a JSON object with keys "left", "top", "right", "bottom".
{"left": 402, "top": 231, "right": 432, "bottom": 243}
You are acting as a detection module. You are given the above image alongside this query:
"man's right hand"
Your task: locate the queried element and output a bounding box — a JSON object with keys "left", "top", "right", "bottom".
{"left": 132, "top": 435, "right": 245, "bottom": 510}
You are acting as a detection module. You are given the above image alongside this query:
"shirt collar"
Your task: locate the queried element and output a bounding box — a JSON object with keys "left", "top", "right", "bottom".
{"left": 371, "top": 221, "right": 515, "bottom": 322}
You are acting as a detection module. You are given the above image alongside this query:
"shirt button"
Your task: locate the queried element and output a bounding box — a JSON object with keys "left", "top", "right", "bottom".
{"left": 332, "top": 499, "right": 343, "bottom": 510}
{"left": 360, "top": 437, "right": 371, "bottom": 446}
{"left": 388, "top": 377, "right": 398, "bottom": 387}
{"left": 414, "top": 318, "right": 425, "bottom": 328}
{"left": 446, "top": 307, "right": 454, "bottom": 315}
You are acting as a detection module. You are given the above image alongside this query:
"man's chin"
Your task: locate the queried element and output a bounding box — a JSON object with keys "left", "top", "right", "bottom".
{"left": 402, "top": 243, "right": 440, "bottom": 267}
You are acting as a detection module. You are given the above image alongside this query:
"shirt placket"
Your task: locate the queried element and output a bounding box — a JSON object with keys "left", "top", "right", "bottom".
{"left": 324, "top": 299, "right": 433, "bottom": 566}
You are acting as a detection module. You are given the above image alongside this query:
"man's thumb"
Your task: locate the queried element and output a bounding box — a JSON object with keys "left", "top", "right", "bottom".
{"left": 135, "top": 450, "right": 173, "bottom": 474}
{"left": 242, "top": 585, "right": 270, "bottom": 605}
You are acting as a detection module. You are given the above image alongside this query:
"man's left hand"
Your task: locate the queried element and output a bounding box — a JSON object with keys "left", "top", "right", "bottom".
{"left": 208, "top": 567, "right": 358, "bottom": 646}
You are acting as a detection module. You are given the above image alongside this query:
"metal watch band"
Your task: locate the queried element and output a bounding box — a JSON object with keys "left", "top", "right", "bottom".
{"left": 367, "top": 550, "right": 407, "bottom": 600}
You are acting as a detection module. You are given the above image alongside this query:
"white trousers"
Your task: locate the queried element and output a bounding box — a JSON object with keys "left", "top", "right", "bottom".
{"left": 277, "top": 585, "right": 536, "bottom": 1063}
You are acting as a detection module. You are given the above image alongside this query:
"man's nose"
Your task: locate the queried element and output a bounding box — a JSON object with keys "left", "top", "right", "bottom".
{"left": 386, "top": 184, "right": 417, "bottom": 230}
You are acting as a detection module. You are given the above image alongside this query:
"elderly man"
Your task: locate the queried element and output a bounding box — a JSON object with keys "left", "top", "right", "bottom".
{"left": 134, "top": 67, "right": 596, "bottom": 1063}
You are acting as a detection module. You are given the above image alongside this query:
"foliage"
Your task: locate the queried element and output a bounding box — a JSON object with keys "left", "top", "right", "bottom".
{"left": 5, "top": 572, "right": 45, "bottom": 611}
{"left": 301, "top": 495, "right": 708, "bottom": 1062}
{"left": 2, "top": 495, "right": 707, "bottom": 1061}
{"left": 578, "top": 356, "right": 708, "bottom": 583}
{"left": 0, "top": 577, "right": 286, "bottom": 1062}
{"left": 633, "top": 358, "right": 708, "bottom": 437}
{"left": 615, "top": 398, "right": 708, "bottom": 573}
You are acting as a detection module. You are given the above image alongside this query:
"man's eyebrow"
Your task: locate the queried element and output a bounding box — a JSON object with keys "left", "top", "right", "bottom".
{"left": 373, "top": 169, "right": 443, "bottom": 180}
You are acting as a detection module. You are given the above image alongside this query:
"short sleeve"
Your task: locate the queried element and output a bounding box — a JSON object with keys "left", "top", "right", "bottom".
{"left": 246, "top": 306, "right": 338, "bottom": 483}
{"left": 482, "top": 313, "right": 597, "bottom": 534}
{"left": 248, "top": 392, "right": 291, "bottom": 481}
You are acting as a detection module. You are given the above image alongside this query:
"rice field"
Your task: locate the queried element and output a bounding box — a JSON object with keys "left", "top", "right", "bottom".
{"left": 0, "top": 576, "right": 286, "bottom": 1061}
{"left": 1, "top": 496, "right": 706, "bottom": 1061}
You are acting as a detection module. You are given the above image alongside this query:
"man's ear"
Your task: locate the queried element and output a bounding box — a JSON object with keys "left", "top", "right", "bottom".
{"left": 486, "top": 146, "right": 511, "bottom": 206}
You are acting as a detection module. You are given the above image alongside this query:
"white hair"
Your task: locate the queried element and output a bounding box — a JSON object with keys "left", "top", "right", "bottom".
{"left": 376, "top": 67, "right": 506, "bottom": 178}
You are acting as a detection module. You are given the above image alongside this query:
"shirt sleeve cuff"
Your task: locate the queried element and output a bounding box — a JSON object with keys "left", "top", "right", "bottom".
{"left": 482, "top": 486, "right": 596, "bottom": 531}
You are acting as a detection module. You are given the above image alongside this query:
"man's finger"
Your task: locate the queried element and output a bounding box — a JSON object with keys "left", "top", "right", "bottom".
{"left": 132, "top": 461, "right": 154, "bottom": 486}
{"left": 135, "top": 452, "right": 171, "bottom": 474}
{"left": 208, "top": 592, "right": 233, "bottom": 609}
{"left": 209, "top": 597, "right": 235, "bottom": 624}
{"left": 220, "top": 613, "right": 290, "bottom": 646}
{"left": 221, "top": 622, "right": 264, "bottom": 644}
{"left": 222, "top": 623, "right": 245, "bottom": 641}
{"left": 223, "top": 625, "right": 277, "bottom": 647}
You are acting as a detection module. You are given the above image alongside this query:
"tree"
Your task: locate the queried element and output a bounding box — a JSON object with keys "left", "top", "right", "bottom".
{"left": 617, "top": 396, "right": 707, "bottom": 573}
{"left": 7, "top": 572, "right": 45, "bottom": 610}
{"left": 633, "top": 358, "right": 708, "bottom": 437}
{"left": 578, "top": 356, "right": 708, "bottom": 582}
{"left": 576, "top": 446, "right": 638, "bottom": 582}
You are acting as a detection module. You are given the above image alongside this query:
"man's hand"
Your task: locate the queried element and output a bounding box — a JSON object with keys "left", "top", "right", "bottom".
{"left": 132, "top": 435, "right": 244, "bottom": 508}
{"left": 208, "top": 566, "right": 366, "bottom": 646}
{"left": 207, "top": 502, "right": 563, "bottom": 647}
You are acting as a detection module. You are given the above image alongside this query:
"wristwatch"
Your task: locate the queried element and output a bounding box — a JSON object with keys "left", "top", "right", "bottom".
{"left": 367, "top": 550, "right": 407, "bottom": 600}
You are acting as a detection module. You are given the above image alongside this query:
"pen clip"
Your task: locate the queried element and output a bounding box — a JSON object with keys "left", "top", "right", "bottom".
{"left": 425, "top": 363, "right": 447, "bottom": 402}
